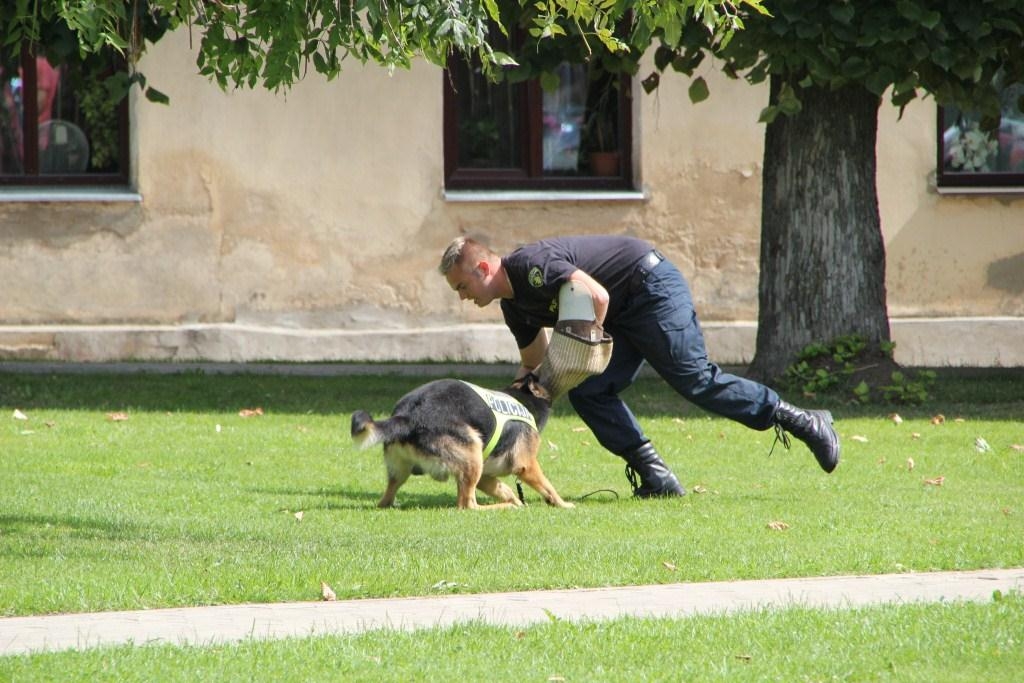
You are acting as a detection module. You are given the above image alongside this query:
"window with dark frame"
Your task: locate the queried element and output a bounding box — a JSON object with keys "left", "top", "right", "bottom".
{"left": 937, "top": 79, "right": 1024, "bottom": 190}
{"left": 443, "top": 44, "right": 633, "bottom": 191}
{"left": 1, "top": 44, "right": 129, "bottom": 186}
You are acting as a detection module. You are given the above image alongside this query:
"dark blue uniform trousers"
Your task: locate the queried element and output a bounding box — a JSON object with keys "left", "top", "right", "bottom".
{"left": 568, "top": 258, "right": 780, "bottom": 455}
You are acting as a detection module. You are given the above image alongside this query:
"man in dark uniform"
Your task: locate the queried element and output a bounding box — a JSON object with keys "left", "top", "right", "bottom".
{"left": 439, "top": 234, "right": 840, "bottom": 498}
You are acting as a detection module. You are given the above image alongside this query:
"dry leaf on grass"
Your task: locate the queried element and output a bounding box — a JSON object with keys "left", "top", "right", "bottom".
{"left": 911, "top": 432, "right": 921, "bottom": 440}
{"left": 1011, "top": 444, "right": 1024, "bottom": 452}
{"left": 888, "top": 413, "right": 903, "bottom": 425}
{"left": 662, "top": 561, "right": 677, "bottom": 572}
{"left": 692, "top": 485, "right": 708, "bottom": 494}
{"left": 767, "top": 520, "right": 790, "bottom": 531}
{"left": 12, "top": 409, "right": 28, "bottom": 421}
{"left": 547, "top": 440, "right": 559, "bottom": 451}
{"left": 974, "top": 437, "right": 993, "bottom": 453}
{"left": 431, "top": 580, "right": 459, "bottom": 591}
{"left": 924, "top": 476, "right": 946, "bottom": 487}
{"left": 571, "top": 427, "right": 587, "bottom": 433}
{"left": 239, "top": 407, "right": 264, "bottom": 418}
{"left": 320, "top": 581, "right": 337, "bottom": 601}
{"left": 850, "top": 435, "right": 869, "bottom": 443}
{"left": 293, "top": 511, "right": 304, "bottom": 522}
{"left": 907, "top": 457, "right": 915, "bottom": 471}
{"left": 931, "top": 414, "right": 946, "bottom": 425}
{"left": 106, "top": 412, "right": 129, "bottom": 422}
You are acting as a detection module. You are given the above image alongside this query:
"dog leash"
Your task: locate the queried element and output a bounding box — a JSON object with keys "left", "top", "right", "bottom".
{"left": 575, "top": 488, "right": 619, "bottom": 501}
{"left": 514, "top": 477, "right": 619, "bottom": 505}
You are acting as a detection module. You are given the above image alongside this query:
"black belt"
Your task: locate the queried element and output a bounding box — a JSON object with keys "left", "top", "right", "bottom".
{"left": 628, "top": 250, "right": 664, "bottom": 293}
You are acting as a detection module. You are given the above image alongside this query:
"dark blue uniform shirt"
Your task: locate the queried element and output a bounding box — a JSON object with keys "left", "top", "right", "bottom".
{"left": 500, "top": 235, "right": 652, "bottom": 349}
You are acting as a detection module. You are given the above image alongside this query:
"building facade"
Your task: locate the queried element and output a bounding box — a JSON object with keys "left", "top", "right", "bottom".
{"left": 1, "top": 31, "right": 1022, "bottom": 366}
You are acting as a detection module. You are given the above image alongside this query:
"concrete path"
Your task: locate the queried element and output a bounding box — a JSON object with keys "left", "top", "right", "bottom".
{"left": 2, "top": 568, "right": 1021, "bottom": 656}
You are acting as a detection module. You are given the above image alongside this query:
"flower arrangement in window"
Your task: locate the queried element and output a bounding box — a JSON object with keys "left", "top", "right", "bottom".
{"left": 947, "top": 121, "right": 999, "bottom": 172}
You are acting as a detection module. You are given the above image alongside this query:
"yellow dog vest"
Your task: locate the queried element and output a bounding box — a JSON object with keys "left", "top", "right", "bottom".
{"left": 461, "top": 381, "right": 537, "bottom": 457}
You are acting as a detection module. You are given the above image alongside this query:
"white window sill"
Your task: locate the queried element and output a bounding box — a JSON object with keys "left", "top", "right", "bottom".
{"left": 0, "top": 187, "right": 142, "bottom": 203}
{"left": 443, "top": 188, "right": 649, "bottom": 203}
{"left": 936, "top": 185, "right": 1024, "bottom": 196}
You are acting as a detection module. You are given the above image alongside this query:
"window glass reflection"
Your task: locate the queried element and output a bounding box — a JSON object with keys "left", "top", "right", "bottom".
{"left": 941, "top": 82, "right": 1024, "bottom": 175}
{"left": 1, "top": 53, "right": 124, "bottom": 178}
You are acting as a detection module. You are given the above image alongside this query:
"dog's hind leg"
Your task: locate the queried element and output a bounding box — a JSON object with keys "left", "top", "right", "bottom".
{"left": 453, "top": 457, "right": 483, "bottom": 510}
{"left": 378, "top": 447, "right": 414, "bottom": 508}
{"left": 476, "top": 475, "right": 523, "bottom": 508}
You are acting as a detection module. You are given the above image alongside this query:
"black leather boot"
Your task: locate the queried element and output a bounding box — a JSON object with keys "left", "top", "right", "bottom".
{"left": 773, "top": 400, "right": 840, "bottom": 473}
{"left": 621, "top": 442, "right": 686, "bottom": 498}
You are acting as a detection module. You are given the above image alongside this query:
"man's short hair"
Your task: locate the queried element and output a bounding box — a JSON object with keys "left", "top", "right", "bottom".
{"left": 438, "top": 237, "right": 467, "bottom": 275}
{"left": 439, "top": 237, "right": 491, "bottom": 275}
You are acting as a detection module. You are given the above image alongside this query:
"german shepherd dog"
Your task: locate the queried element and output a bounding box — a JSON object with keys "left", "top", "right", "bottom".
{"left": 351, "top": 374, "right": 573, "bottom": 510}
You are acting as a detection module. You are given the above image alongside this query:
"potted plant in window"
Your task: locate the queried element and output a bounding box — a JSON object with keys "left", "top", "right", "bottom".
{"left": 582, "top": 72, "right": 620, "bottom": 176}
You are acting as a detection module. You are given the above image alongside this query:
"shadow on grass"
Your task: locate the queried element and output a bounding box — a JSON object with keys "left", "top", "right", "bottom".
{"left": 2, "top": 368, "right": 1022, "bottom": 420}
{"left": 254, "top": 485, "right": 383, "bottom": 508}
{"left": 256, "top": 482, "right": 488, "bottom": 510}
{"left": 0, "top": 513, "right": 144, "bottom": 550}
{"left": 0, "top": 372, "right": 421, "bottom": 416}
{"left": 252, "top": 484, "right": 625, "bottom": 510}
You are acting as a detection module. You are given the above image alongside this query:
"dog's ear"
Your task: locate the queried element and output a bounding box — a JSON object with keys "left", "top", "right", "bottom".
{"left": 515, "top": 373, "right": 551, "bottom": 401}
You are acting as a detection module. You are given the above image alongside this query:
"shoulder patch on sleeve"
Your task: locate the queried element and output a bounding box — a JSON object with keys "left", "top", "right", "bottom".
{"left": 528, "top": 266, "right": 544, "bottom": 288}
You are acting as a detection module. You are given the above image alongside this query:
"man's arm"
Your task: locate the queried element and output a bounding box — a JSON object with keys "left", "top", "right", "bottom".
{"left": 568, "top": 269, "right": 610, "bottom": 326}
{"left": 515, "top": 328, "right": 550, "bottom": 379}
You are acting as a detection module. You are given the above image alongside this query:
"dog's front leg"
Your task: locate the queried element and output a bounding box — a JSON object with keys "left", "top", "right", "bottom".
{"left": 449, "top": 436, "right": 518, "bottom": 510}
{"left": 516, "top": 460, "right": 575, "bottom": 509}
{"left": 476, "top": 475, "right": 524, "bottom": 508}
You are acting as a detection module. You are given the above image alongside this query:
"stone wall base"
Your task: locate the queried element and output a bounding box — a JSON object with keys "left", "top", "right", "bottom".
{"left": 0, "top": 318, "right": 1020, "bottom": 367}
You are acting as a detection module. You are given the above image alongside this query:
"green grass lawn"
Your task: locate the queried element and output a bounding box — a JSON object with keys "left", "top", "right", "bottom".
{"left": 2, "top": 367, "right": 1021, "bottom": 618}
{"left": 1, "top": 366, "right": 1022, "bottom": 679}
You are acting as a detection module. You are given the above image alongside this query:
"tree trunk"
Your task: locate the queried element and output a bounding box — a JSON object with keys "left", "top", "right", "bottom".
{"left": 748, "top": 75, "right": 892, "bottom": 383}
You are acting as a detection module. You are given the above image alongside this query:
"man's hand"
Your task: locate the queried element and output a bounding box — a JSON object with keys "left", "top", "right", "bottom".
{"left": 568, "top": 269, "right": 610, "bottom": 326}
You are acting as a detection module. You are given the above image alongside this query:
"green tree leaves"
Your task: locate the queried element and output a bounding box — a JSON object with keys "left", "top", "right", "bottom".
{"left": 3, "top": 1, "right": 764, "bottom": 97}
{"left": 645, "top": 0, "right": 1024, "bottom": 123}
{"left": 7, "top": 0, "right": 1021, "bottom": 123}
{"left": 688, "top": 76, "right": 709, "bottom": 103}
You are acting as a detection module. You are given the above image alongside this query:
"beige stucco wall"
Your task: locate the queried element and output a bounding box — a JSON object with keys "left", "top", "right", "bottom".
{"left": 0, "top": 29, "right": 1021, "bottom": 365}
{"left": 877, "top": 103, "right": 1024, "bottom": 318}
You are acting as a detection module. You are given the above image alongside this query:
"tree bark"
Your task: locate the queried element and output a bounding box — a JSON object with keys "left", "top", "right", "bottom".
{"left": 748, "top": 75, "right": 892, "bottom": 383}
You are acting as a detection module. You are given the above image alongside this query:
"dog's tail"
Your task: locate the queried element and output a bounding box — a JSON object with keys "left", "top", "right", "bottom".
{"left": 351, "top": 410, "right": 410, "bottom": 449}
